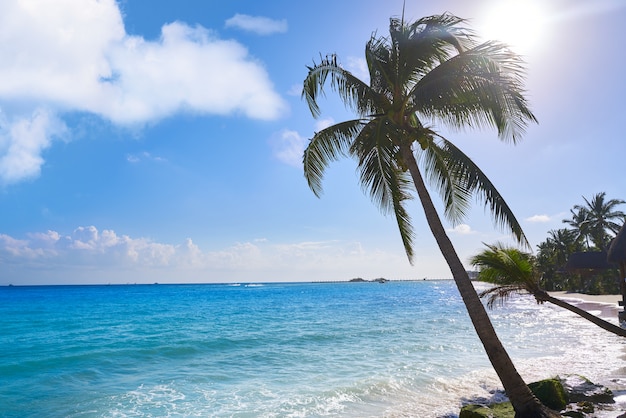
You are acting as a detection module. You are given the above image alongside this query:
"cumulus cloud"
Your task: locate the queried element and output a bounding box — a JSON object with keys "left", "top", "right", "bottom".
{"left": 525, "top": 214, "right": 552, "bottom": 223}
{"left": 447, "top": 224, "right": 475, "bottom": 235}
{"left": 225, "top": 14, "right": 288, "bottom": 35}
{"left": 345, "top": 56, "right": 369, "bottom": 82}
{"left": 0, "top": 0, "right": 287, "bottom": 184}
{"left": 0, "top": 226, "right": 417, "bottom": 284}
{"left": 315, "top": 117, "right": 335, "bottom": 131}
{"left": 0, "top": 109, "right": 68, "bottom": 184}
{"left": 287, "top": 84, "right": 302, "bottom": 96}
{"left": 270, "top": 129, "right": 306, "bottom": 167}
{"left": 272, "top": 118, "right": 338, "bottom": 168}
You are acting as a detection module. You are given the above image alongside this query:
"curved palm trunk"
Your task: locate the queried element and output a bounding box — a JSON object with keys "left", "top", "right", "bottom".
{"left": 400, "top": 145, "right": 559, "bottom": 418}
{"left": 535, "top": 290, "right": 626, "bottom": 337}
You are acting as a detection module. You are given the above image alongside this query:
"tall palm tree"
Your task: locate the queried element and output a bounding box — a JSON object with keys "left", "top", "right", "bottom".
{"left": 471, "top": 243, "right": 626, "bottom": 338}
{"left": 302, "top": 13, "right": 558, "bottom": 417}
{"left": 572, "top": 192, "right": 625, "bottom": 251}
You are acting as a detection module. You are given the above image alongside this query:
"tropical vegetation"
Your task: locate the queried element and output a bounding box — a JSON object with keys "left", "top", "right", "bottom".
{"left": 302, "top": 12, "right": 558, "bottom": 417}
{"left": 536, "top": 192, "right": 625, "bottom": 294}
{"left": 470, "top": 242, "right": 626, "bottom": 338}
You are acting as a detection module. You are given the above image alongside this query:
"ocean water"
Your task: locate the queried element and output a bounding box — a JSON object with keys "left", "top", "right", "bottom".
{"left": 1, "top": 280, "right": 625, "bottom": 418}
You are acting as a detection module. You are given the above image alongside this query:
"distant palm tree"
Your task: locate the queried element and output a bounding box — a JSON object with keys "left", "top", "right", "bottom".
{"left": 563, "top": 207, "right": 591, "bottom": 248}
{"left": 471, "top": 243, "right": 626, "bottom": 338}
{"left": 302, "top": 13, "right": 557, "bottom": 417}
{"left": 542, "top": 228, "right": 584, "bottom": 268}
{"left": 567, "top": 192, "right": 626, "bottom": 251}
{"left": 536, "top": 228, "right": 584, "bottom": 291}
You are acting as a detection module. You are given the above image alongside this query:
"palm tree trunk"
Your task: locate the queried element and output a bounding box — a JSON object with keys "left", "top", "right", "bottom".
{"left": 535, "top": 290, "right": 626, "bottom": 337}
{"left": 400, "top": 145, "right": 559, "bottom": 417}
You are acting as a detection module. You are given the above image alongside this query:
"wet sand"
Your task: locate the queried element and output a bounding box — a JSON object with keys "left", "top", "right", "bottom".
{"left": 549, "top": 291, "right": 622, "bottom": 319}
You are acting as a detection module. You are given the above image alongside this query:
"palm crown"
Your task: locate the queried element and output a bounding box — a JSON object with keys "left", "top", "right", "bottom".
{"left": 302, "top": 13, "right": 536, "bottom": 262}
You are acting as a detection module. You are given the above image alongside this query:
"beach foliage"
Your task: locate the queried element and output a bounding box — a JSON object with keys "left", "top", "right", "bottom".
{"left": 470, "top": 243, "right": 626, "bottom": 337}
{"left": 536, "top": 192, "right": 625, "bottom": 294}
{"left": 565, "top": 192, "right": 625, "bottom": 252}
{"left": 302, "top": 11, "right": 560, "bottom": 417}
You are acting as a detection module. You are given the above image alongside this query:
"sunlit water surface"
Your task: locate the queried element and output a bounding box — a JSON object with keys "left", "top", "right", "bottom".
{"left": 1, "top": 280, "right": 624, "bottom": 417}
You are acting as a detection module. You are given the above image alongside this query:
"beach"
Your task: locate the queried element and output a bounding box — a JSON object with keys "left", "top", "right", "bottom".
{"left": 550, "top": 291, "right": 622, "bottom": 320}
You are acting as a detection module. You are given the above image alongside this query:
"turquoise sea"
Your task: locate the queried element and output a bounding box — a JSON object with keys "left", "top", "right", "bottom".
{"left": 1, "top": 280, "right": 625, "bottom": 417}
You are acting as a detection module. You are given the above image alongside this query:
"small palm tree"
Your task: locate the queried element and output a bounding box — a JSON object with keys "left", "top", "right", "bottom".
{"left": 471, "top": 243, "right": 626, "bottom": 338}
{"left": 302, "top": 13, "right": 558, "bottom": 417}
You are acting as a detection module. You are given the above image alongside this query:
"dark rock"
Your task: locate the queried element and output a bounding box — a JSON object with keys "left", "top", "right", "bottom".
{"left": 576, "top": 401, "right": 594, "bottom": 413}
{"left": 562, "top": 411, "right": 584, "bottom": 418}
{"left": 459, "top": 402, "right": 514, "bottom": 418}
{"left": 458, "top": 375, "right": 616, "bottom": 418}
{"left": 562, "top": 375, "right": 615, "bottom": 404}
{"left": 459, "top": 404, "right": 493, "bottom": 418}
{"left": 529, "top": 378, "right": 568, "bottom": 411}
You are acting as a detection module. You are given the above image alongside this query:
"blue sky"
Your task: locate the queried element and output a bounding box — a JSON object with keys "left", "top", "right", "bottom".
{"left": 1, "top": 0, "right": 625, "bottom": 285}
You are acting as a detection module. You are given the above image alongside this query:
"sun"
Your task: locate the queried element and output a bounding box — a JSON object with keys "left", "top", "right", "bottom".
{"left": 477, "top": 0, "right": 546, "bottom": 55}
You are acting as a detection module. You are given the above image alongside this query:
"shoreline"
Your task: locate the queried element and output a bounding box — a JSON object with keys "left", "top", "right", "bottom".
{"left": 549, "top": 291, "right": 622, "bottom": 320}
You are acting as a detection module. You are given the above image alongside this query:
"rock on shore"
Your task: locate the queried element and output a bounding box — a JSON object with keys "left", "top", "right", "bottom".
{"left": 459, "top": 375, "right": 621, "bottom": 417}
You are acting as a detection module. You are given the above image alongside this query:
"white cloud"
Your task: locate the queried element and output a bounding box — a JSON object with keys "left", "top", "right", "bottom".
{"left": 315, "top": 117, "right": 335, "bottom": 131}
{"left": 126, "top": 151, "right": 166, "bottom": 164}
{"left": 0, "top": 109, "right": 68, "bottom": 185}
{"left": 345, "top": 56, "right": 369, "bottom": 82}
{"left": 448, "top": 224, "right": 475, "bottom": 235}
{"left": 225, "top": 14, "right": 288, "bottom": 35}
{"left": 526, "top": 214, "right": 551, "bottom": 223}
{"left": 287, "top": 84, "right": 302, "bottom": 96}
{"left": 271, "top": 129, "right": 306, "bottom": 167}
{"left": 272, "top": 118, "right": 336, "bottom": 168}
{"left": 0, "top": 226, "right": 421, "bottom": 284}
{"left": 0, "top": 0, "right": 287, "bottom": 184}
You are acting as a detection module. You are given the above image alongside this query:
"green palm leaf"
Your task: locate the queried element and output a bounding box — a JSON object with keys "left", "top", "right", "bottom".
{"left": 352, "top": 118, "right": 415, "bottom": 260}
{"left": 303, "top": 55, "right": 382, "bottom": 119}
{"left": 303, "top": 119, "right": 365, "bottom": 197}
{"left": 411, "top": 41, "right": 537, "bottom": 143}
{"left": 440, "top": 139, "right": 529, "bottom": 247}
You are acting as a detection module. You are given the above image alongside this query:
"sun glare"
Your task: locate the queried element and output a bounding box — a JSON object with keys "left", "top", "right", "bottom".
{"left": 478, "top": 0, "right": 546, "bottom": 55}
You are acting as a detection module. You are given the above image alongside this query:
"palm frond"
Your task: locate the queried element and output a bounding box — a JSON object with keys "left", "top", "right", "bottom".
{"left": 365, "top": 35, "right": 394, "bottom": 102}
{"left": 471, "top": 243, "right": 534, "bottom": 283}
{"left": 303, "top": 119, "right": 365, "bottom": 197}
{"left": 411, "top": 41, "right": 537, "bottom": 143}
{"left": 392, "top": 13, "right": 473, "bottom": 80}
{"left": 303, "top": 55, "right": 382, "bottom": 119}
{"left": 351, "top": 119, "right": 416, "bottom": 261}
{"left": 479, "top": 284, "right": 528, "bottom": 309}
{"left": 416, "top": 133, "right": 472, "bottom": 225}
{"left": 440, "top": 139, "right": 529, "bottom": 247}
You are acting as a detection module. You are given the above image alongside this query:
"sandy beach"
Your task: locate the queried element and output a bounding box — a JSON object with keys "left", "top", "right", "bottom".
{"left": 550, "top": 291, "right": 622, "bottom": 319}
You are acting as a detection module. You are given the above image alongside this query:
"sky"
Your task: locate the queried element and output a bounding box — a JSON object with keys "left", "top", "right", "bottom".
{"left": 1, "top": 0, "right": 625, "bottom": 285}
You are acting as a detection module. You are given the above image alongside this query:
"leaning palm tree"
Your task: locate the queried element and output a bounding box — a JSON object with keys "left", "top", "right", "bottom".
{"left": 471, "top": 243, "right": 626, "bottom": 338}
{"left": 302, "top": 13, "right": 558, "bottom": 417}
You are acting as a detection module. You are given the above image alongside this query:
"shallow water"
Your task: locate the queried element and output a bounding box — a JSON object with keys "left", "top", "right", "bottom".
{"left": 1, "top": 280, "right": 624, "bottom": 417}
